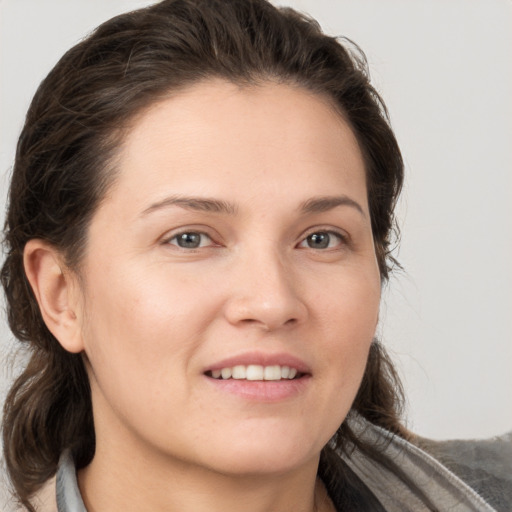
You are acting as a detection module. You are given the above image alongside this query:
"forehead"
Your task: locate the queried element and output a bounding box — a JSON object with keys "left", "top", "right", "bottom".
{"left": 109, "top": 79, "right": 368, "bottom": 215}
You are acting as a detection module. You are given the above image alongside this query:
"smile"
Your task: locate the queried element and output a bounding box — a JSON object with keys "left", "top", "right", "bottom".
{"left": 207, "top": 365, "right": 301, "bottom": 381}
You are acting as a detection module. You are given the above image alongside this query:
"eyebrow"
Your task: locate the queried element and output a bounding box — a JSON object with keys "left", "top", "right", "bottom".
{"left": 299, "top": 195, "right": 366, "bottom": 217}
{"left": 141, "top": 195, "right": 238, "bottom": 216}
{"left": 141, "top": 194, "right": 365, "bottom": 217}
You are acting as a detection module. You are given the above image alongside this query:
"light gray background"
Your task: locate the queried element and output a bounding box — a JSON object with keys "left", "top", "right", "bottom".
{"left": 1, "top": 0, "right": 511, "bottom": 465}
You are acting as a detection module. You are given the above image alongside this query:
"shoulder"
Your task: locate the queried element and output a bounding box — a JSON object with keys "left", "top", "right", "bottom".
{"left": 415, "top": 431, "right": 512, "bottom": 512}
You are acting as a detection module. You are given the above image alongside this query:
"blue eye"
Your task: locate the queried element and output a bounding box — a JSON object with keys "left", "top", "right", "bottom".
{"left": 300, "top": 231, "right": 343, "bottom": 249}
{"left": 169, "top": 232, "right": 212, "bottom": 249}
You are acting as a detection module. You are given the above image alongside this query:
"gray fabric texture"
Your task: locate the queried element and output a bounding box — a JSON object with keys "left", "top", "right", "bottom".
{"left": 417, "top": 431, "right": 512, "bottom": 512}
{"left": 56, "top": 453, "right": 86, "bottom": 512}
{"left": 340, "top": 418, "right": 502, "bottom": 511}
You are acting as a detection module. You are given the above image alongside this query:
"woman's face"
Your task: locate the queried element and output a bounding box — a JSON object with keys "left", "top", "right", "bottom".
{"left": 75, "top": 80, "right": 381, "bottom": 476}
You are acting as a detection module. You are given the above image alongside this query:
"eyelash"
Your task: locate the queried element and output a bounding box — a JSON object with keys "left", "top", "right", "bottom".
{"left": 165, "top": 228, "right": 348, "bottom": 251}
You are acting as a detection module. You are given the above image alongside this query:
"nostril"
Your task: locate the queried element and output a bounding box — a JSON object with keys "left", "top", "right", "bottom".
{"left": 240, "top": 318, "right": 258, "bottom": 325}
{"left": 239, "top": 316, "right": 298, "bottom": 330}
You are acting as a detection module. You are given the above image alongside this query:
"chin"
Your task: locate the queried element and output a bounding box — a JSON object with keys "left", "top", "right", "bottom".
{"left": 194, "top": 430, "right": 326, "bottom": 477}
{"left": 209, "top": 452, "right": 316, "bottom": 477}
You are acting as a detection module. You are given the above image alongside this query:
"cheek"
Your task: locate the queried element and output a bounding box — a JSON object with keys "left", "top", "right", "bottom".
{"left": 79, "top": 263, "right": 222, "bottom": 390}
{"left": 313, "top": 262, "right": 381, "bottom": 338}
{"left": 311, "top": 265, "right": 380, "bottom": 398}
{"left": 79, "top": 278, "right": 200, "bottom": 434}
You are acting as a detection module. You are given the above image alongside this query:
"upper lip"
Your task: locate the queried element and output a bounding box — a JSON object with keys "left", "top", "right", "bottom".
{"left": 204, "top": 351, "right": 311, "bottom": 374}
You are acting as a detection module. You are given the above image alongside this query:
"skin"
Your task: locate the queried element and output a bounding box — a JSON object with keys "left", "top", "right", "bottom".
{"left": 25, "top": 80, "right": 381, "bottom": 512}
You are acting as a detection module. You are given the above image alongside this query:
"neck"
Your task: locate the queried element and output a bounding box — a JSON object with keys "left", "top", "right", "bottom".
{"left": 78, "top": 440, "right": 332, "bottom": 512}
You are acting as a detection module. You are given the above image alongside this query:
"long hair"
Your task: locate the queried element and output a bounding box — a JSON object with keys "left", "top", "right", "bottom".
{"left": 2, "top": 1, "right": 405, "bottom": 510}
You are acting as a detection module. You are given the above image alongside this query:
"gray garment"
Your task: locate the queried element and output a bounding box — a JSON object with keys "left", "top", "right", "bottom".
{"left": 338, "top": 418, "right": 504, "bottom": 511}
{"left": 416, "top": 432, "right": 512, "bottom": 511}
{"left": 56, "top": 454, "right": 86, "bottom": 512}
{"left": 55, "top": 418, "right": 508, "bottom": 512}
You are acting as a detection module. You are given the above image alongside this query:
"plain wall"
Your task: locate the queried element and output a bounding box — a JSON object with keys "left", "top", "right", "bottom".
{"left": 1, "top": 0, "right": 511, "bottom": 481}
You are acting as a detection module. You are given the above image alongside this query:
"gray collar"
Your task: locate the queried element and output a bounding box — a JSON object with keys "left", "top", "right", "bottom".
{"left": 340, "top": 417, "right": 497, "bottom": 512}
{"left": 56, "top": 451, "right": 87, "bottom": 512}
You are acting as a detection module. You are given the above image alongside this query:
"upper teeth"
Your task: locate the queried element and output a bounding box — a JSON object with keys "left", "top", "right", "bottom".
{"left": 211, "top": 365, "right": 298, "bottom": 381}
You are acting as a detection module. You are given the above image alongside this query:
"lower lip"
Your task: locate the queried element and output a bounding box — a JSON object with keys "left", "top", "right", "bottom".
{"left": 204, "top": 375, "right": 310, "bottom": 402}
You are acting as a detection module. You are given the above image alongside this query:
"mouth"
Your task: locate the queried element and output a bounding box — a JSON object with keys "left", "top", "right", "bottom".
{"left": 205, "top": 364, "right": 305, "bottom": 381}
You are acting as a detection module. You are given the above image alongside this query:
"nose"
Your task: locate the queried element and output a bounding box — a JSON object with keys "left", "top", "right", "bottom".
{"left": 223, "top": 247, "right": 308, "bottom": 331}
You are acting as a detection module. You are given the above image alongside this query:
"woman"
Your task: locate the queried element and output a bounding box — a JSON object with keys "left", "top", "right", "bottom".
{"left": 1, "top": 1, "right": 508, "bottom": 511}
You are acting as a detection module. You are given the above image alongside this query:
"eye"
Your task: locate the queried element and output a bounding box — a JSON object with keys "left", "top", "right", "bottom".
{"left": 168, "top": 231, "right": 213, "bottom": 249}
{"left": 299, "top": 231, "right": 345, "bottom": 250}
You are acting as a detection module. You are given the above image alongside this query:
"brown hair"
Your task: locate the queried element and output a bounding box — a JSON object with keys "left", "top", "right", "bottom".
{"left": 2, "top": 0, "right": 406, "bottom": 510}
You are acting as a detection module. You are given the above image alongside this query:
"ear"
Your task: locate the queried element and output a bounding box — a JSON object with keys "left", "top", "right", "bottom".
{"left": 23, "top": 239, "right": 84, "bottom": 353}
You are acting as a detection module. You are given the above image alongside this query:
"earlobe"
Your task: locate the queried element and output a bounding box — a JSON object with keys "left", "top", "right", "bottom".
{"left": 23, "top": 239, "right": 84, "bottom": 353}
